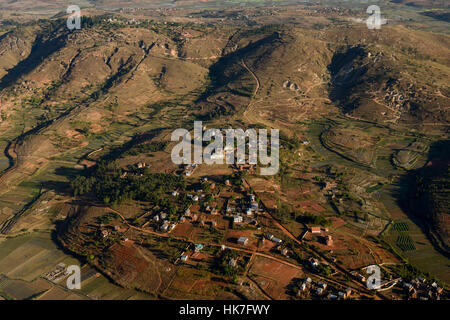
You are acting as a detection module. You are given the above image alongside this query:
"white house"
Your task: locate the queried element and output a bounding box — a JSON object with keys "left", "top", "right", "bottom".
{"left": 237, "top": 237, "right": 248, "bottom": 246}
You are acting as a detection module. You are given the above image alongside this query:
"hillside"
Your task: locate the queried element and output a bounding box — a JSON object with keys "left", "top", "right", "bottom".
{"left": 411, "top": 140, "right": 450, "bottom": 255}
{"left": 327, "top": 31, "right": 449, "bottom": 128}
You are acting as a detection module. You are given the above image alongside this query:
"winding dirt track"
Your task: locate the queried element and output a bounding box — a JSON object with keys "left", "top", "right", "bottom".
{"left": 0, "top": 141, "right": 18, "bottom": 189}
{"left": 241, "top": 59, "right": 260, "bottom": 97}
{"left": 241, "top": 58, "right": 265, "bottom": 127}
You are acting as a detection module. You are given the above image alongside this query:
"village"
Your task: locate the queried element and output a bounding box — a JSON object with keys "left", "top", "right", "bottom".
{"left": 86, "top": 150, "right": 447, "bottom": 301}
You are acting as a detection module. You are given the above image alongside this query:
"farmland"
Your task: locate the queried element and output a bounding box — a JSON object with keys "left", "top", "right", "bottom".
{"left": 0, "top": 232, "right": 155, "bottom": 300}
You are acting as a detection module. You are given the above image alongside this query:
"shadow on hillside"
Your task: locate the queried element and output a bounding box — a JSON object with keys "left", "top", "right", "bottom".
{"left": 39, "top": 166, "right": 84, "bottom": 196}
{"left": 101, "top": 128, "right": 165, "bottom": 161}
{"left": 393, "top": 139, "right": 450, "bottom": 258}
{"left": 0, "top": 25, "right": 69, "bottom": 90}
{"left": 327, "top": 45, "right": 368, "bottom": 111}
{"left": 41, "top": 180, "right": 72, "bottom": 196}
{"left": 195, "top": 29, "right": 283, "bottom": 120}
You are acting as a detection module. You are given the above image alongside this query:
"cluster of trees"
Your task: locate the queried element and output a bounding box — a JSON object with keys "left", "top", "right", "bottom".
{"left": 316, "top": 263, "right": 333, "bottom": 276}
{"left": 214, "top": 250, "right": 240, "bottom": 277}
{"left": 389, "top": 263, "right": 431, "bottom": 283}
{"left": 280, "top": 132, "right": 302, "bottom": 151}
{"left": 101, "top": 129, "right": 163, "bottom": 161}
{"left": 123, "top": 141, "right": 168, "bottom": 156}
{"left": 275, "top": 200, "right": 295, "bottom": 223}
{"left": 230, "top": 171, "right": 246, "bottom": 186}
{"left": 96, "top": 212, "right": 119, "bottom": 225}
{"left": 298, "top": 212, "right": 330, "bottom": 227}
{"left": 71, "top": 160, "right": 186, "bottom": 206}
{"left": 26, "top": 95, "right": 43, "bottom": 107}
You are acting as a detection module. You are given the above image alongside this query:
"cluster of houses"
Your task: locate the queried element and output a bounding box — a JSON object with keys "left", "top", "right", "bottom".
{"left": 265, "top": 233, "right": 283, "bottom": 245}
{"left": 302, "top": 226, "right": 333, "bottom": 247}
{"left": 204, "top": 203, "right": 218, "bottom": 215}
{"left": 402, "top": 277, "right": 444, "bottom": 300}
{"left": 103, "top": 17, "right": 142, "bottom": 25}
{"left": 179, "top": 243, "right": 205, "bottom": 263}
{"left": 183, "top": 163, "right": 198, "bottom": 177}
{"left": 309, "top": 258, "right": 332, "bottom": 272}
{"left": 350, "top": 270, "right": 367, "bottom": 283}
{"left": 182, "top": 208, "right": 200, "bottom": 224}
{"left": 44, "top": 263, "right": 70, "bottom": 283}
{"left": 99, "top": 224, "right": 127, "bottom": 240}
{"left": 275, "top": 245, "right": 290, "bottom": 257}
{"left": 179, "top": 244, "right": 241, "bottom": 271}
{"left": 120, "top": 162, "right": 150, "bottom": 178}
{"left": 156, "top": 205, "right": 219, "bottom": 230}
{"left": 296, "top": 277, "right": 352, "bottom": 300}
{"left": 153, "top": 212, "right": 177, "bottom": 233}
{"left": 231, "top": 194, "right": 262, "bottom": 226}
{"left": 351, "top": 268, "right": 444, "bottom": 300}
{"left": 174, "top": 161, "right": 267, "bottom": 232}
{"left": 136, "top": 162, "right": 149, "bottom": 169}
{"left": 308, "top": 7, "right": 354, "bottom": 17}
{"left": 187, "top": 193, "right": 202, "bottom": 202}
{"left": 234, "top": 233, "right": 292, "bottom": 250}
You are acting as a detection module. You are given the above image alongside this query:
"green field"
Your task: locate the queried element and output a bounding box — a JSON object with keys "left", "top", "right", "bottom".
{"left": 393, "top": 222, "right": 410, "bottom": 232}
{"left": 396, "top": 234, "right": 416, "bottom": 251}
